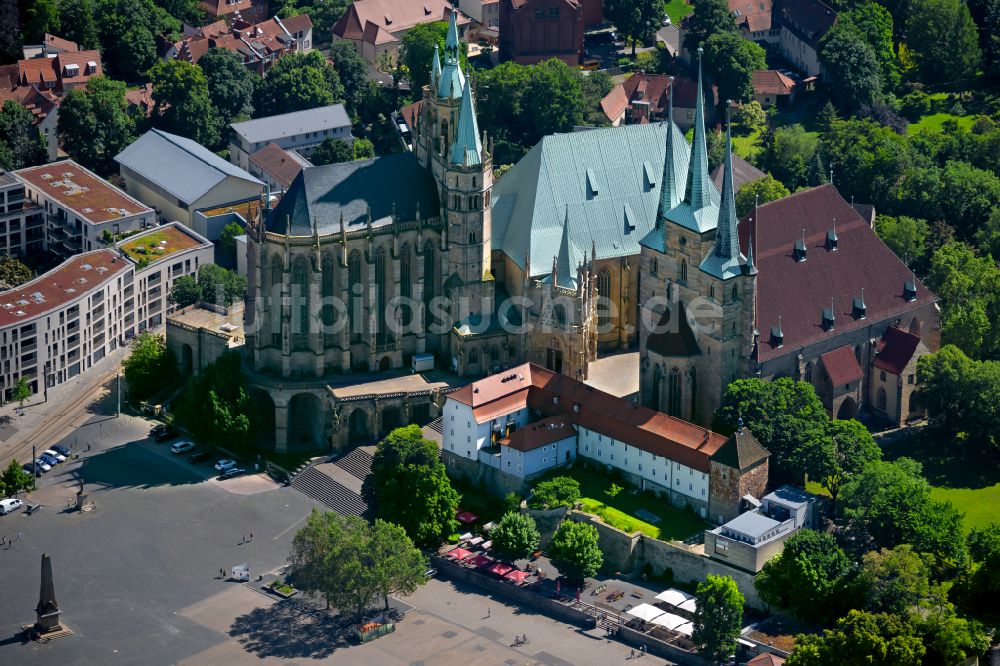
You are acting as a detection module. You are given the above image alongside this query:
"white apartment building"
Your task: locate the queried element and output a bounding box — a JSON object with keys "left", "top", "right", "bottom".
{"left": 229, "top": 105, "right": 352, "bottom": 171}
{"left": 0, "top": 171, "right": 45, "bottom": 259}
{"left": 15, "top": 160, "right": 154, "bottom": 260}
{"left": 0, "top": 223, "right": 212, "bottom": 404}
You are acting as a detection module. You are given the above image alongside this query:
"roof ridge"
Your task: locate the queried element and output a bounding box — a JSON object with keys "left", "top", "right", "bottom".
{"left": 150, "top": 128, "right": 230, "bottom": 175}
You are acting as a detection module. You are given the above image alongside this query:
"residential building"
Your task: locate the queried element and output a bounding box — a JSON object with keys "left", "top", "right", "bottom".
{"left": 760, "top": 484, "right": 817, "bottom": 529}
{"left": 394, "top": 100, "right": 423, "bottom": 150}
{"left": 116, "top": 222, "right": 214, "bottom": 332}
{"left": 636, "top": 58, "right": 939, "bottom": 428}
{"left": 115, "top": 129, "right": 264, "bottom": 235}
{"left": 199, "top": 0, "right": 268, "bottom": 23}
{"left": 16, "top": 49, "right": 103, "bottom": 93}
{"left": 870, "top": 325, "right": 928, "bottom": 425}
{"left": 0, "top": 171, "right": 45, "bottom": 259}
{"left": 15, "top": 160, "right": 155, "bottom": 260}
{"left": 164, "top": 14, "right": 312, "bottom": 74}
{"left": 442, "top": 363, "right": 770, "bottom": 520}
{"left": 22, "top": 34, "right": 81, "bottom": 60}
{"left": 751, "top": 69, "right": 795, "bottom": 107}
{"left": 124, "top": 83, "right": 155, "bottom": 119}
{"left": 704, "top": 509, "right": 795, "bottom": 572}
{"left": 0, "top": 85, "right": 59, "bottom": 162}
{"left": 459, "top": 0, "right": 501, "bottom": 28}
{"left": 499, "top": 0, "right": 584, "bottom": 66}
{"left": 229, "top": 105, "right": 352, "bottom": 170}
{"left": 247, "top": 143, "right": 312, "bottom": 194}
{"left": 599, "top": 74, "right": 715, "bottom": 130}
{"left": 332, "top": 0, "right": 470, "bottom": 64}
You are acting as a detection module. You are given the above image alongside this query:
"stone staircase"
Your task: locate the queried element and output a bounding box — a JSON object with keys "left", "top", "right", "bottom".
{"left": 333, "top": 448, "right": 373, "bottom": 482}
{"left": 427, "top": 416, "right": 444, "bottom": 435}
{"left": 291, "top": 466, "right": 367, "bottom": 517}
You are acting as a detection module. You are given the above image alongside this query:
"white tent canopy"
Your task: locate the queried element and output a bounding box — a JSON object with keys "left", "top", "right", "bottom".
{"left": 650, "top": 611, "right": 688, "bottom": 630}
{"left": 674, "top": 621, "right": 694, "bottom": 636}
{"left": 626, "top": 603, "right": 665, "bottom": 622}
{"left": 677, "top": 598, "right": 698, "bottom": 613}
{"left": 654, "top": 588, "right": 694, "bottom": 606}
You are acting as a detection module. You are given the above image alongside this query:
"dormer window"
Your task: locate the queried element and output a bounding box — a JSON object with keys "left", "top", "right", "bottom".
{"left": 793, "top": 231, "right": 807, "bottom": 262}
{"left": 771, "top": 317, "right": 783, "bottom": 347}
{"left": 853, "top": 289, "right": 866, "bottom": 319}
{"left": 903, "top": 278, "right": 917, "bottom": 301}
{"left": 822, "top": 304, "right": 835, "bottom": 331}
{"left": 826, "top": 226, "right": 838, "bottom": 251}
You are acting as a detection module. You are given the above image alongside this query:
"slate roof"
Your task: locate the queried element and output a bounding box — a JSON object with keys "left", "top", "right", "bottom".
{"left": 231, "top": 105, "right": 351, "bottom": 144}
{"left": 820, "top": 345, "right": 863, "bottom": 386}
{"left": 873, "top": 326, "right": 921, "bottom": 375}
{"left": 774, "top": 0, "right": 837, "bottom": 48}
{"left": 115, "top": 129, "right": 263, "bottom": 205}
{"left": 742, "top": 185, "right": 937, "bottom": 363}
{"left": 710, "top": 153, "right": 765, "bottom": 193}
{"left": 710, "top": 427, "right": 769, "bottom": 471}
{"left": 492, "top": 122, "right": 690, "bottom": 275}
{"left": 266, "top": 152, "right": 440, "bottom": 235}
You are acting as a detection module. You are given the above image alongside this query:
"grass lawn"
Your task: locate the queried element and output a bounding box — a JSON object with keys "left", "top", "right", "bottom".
{"left": 732, "top": 128, "right": 762, "bottom": 160}
{"left": 906, "top": 92, "right": 982, "bottom": 136}
{"left": 664, "top": 0, "right": 693, "bottom": 23}
{"left": 880, "top": 429, "right": 1000, "bottom": 532}
{"left": 539, "top": 465, "right": 710, "bottom": 541}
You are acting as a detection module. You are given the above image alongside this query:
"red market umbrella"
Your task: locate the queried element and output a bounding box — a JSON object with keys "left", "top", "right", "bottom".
{"left": 468, "top": 554, "right": 492, "bottom": 568}
{"left": 504, "top": 569, "right": 530, "bottom": 583}
{"left": 447, "top": 548, "right": 473, "bottom": 561}
{"left": 455, "top": 510, "right": 479, "bottom": 524}
{"left": 488, "top": 562, "right": 514, "bottom": 576}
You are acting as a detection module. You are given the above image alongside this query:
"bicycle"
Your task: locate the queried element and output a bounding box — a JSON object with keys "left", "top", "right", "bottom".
{"left": 514, "top": 634, "right": 531, "bottom": 646}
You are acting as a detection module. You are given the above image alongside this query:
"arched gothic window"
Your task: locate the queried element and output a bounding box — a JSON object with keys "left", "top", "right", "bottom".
{"left": 877, "top": 387, "right": 887, "bottom": 410}
{"left": 597, "top": 268, "right": 612, "bottom": 330}
{"left": 348, "top": 250, "right": 362, "bottom": 343}
{"left": 292, "top": 256, "right": 310, "bottom": 349}
{"left": 322, "top": 253, "right": 338, "bottom": 346}
{"left": 667, "top": 367, "right": 682, "bottom": 417}
{"left": 680, "top": 259, "right": 688, "bottom": 283}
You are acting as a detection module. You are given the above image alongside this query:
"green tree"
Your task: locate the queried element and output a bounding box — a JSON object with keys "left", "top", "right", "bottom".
{"left": 369, "top": 519, "right": 429, "bottom": 610}
{"left": 820, "top": 119, "right": 911, "bottom": 207}
{"left": 0, "top": 0, "right": 22, "bottom": 65}
{"left": 169, "top": 274, "right": 201, "bottom": 308}
{"left": 198, "top": 48, "right": 256, "bottom": 124}
{"left": 329, "top": 40, "right": 368, "bottom": 113}
{"left": 579, "top": 69, "right": 615, "bottom": 126}
{"left": 310, "top": 137, "right": 354, "bottom": 165}
{"left": 23, "top": 0, "right": 60, "bottom": 43}
{"left": 528, "top": 476, "right": 581, "bottom": 509}
{"left": 96, "top": 0, "right": 177, "bottom": 81}
{"left": 12, "top": 376, "right": 31, "bottom": 410}
{"left": 733, "top": 100, "right": 767, "bottom": 135}
{"left": 57, "top": 0, "right": 100, "bottom": 50}
{"left": 523, "top": 59, "right": 584, "bottom": 138}
{"left": 604, "top": 482, "right": 623, "bottom": 502}
{"left": 912, "top": 598, "right": 992, "bottom": 666}
{"left": 787, "top": 610, "right": 925, "bottom": 666}
{"left": 352, "top": 137, "right": 375, "bottom": 160}
{"left": 755, "top": 529, "right": 852, "bottom": 623}
{"left": 735, "top": 175, "right": 790, "bottom": 219}
{"left": 841, "top": 458, "right": 968, "bottom": 565}
{"left": 754, "top": 124, "right": 819, "bottom": 191}
{"left": 874, "top": 215, "right": 930, "bottom": 266}
{"left": 822, "top": 419, "right": 882, "bottom": 501}
{"left": 973, "top": 207, "right": 1000, "bottom": 259}
{"left": 926, "top": 243, "right": 1000, "bottom": 358}
{"left": 399, "top": 21, "right": 468, "bottom": 91}
{"left": 504, "top": 491, "right": 524, "bottom": 513}
{"left": 122, "top": 331, "right": 177, "bottom": 401}
{"left": 195, "top": 264, "right": 247, "bottom": 306}
{"left": 362, "top": 425, "right": 460, "bottom": 546}
{"left": 0, "top": 101, "right": 46, "bottom": 170}
{"left": 965, "top": 522, "right": 1000, "bottom": 611}
{"left": 255, "top": 51, "right": 342, "bottom": 118}
{"left": 217, "top": 221, "right": 244, "bottom": 267}
{"left": 820, "top": 27, "right": 883, "bottom": 113}
{"left": 692, "top": 574, "right": 745, "bottom": 664}
{"left": 0, "top": 255, "right": 34, "bottom": 286}
{"left": 171, "top": 352, "right": 254, "bottom": 450}
{"left": 906, "top": 0, "right": 981, "bottom": 88}
{"left": 859, "top": 545, "right": 932, "bottom": 614}
{"left": 917, "top": 345, "right": 1000, "bottom": 448}
{"left": 703, "top": 32, "right": 767, "bottom": 105}
{"left": 490, "top": 511, "right": 541, "bottom": 562}
{"left": 839, "top": 3, "right": 900, "bottom": 91}
{"left": 604, "top": 0, "right": 662, "bottom": 55}
{"left": 0, "top": 459, "right": 34, "bottom": 496}
{"left": 548, "top": 520, "right": 603, "bottom": 585}
{"left": 683, "top": 0, "right": 738, "bottom": 51}
{"left": 149, "top": 60, "right": 220, "bottom": 147}
{"left": 58, "top": 76, "right": 137, "bottom": 176}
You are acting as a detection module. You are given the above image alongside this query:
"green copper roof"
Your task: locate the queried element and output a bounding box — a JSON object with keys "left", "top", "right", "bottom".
{"left": 431, "top": 44, "right": 441, "bottom": 87}
{"left": 446, "top": 9, "right": 460, "bottom": 50}
{"left": 700, "top": 107, "right": 747, "bottom": 280}
{"left": 438, "top": 10, "right": 464, "bottom": 99}
{"left": 541, "top": 207, "right": 583, "bottom": 289}
{"left": 641, "top": 117, "right": 691, "bottom": 253}
{"left": 492, "top": 123, "right": 689, "bottom": 276}
{"left": 450, "top": 78, "right": 482, "bottom": 167}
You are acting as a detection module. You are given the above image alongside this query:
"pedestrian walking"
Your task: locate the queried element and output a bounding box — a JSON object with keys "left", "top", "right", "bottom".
{"left": 249, "top": 532, "right": 253, "bottom": 542}
{"left": 241, "top": 534, "right": 246, "bottom": 543}
{"left": 640, "top": 644, "right": 646, "bottom": 657}
{"left": 630, "top": 648, "right": 635, "bottom": 659}
{"left": 487, "top": 608, "right": 491, "bottom": 618}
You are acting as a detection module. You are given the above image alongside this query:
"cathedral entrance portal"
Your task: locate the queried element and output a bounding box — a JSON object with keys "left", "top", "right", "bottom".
{"left": 546, "top": 347, "right": 563, "bottom": 375}
{"left": 379, "top": 356, "right": 391, "bottom": 371}
{"left": 348, "top": 408, "right": 370, "bottom": 445}
{"left": 837, "top": 396, "right": 857, "bottom": 420}
{"left": 247, "top": 388, "right": 276, "bottom": 450}
{"left": 288, "top": 393, "right": 324, "bottom": 452}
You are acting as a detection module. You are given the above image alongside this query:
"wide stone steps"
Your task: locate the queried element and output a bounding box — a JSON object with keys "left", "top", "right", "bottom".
{"left": 333, "top": 448, "right": 373, "bottom": 482}
{"left": 291, "top": 466, "right": 367, "bottom": 517}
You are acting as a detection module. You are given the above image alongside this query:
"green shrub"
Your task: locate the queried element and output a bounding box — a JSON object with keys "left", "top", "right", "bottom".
{"left": 528, "top": 476, "right": 581, "bottom": 509}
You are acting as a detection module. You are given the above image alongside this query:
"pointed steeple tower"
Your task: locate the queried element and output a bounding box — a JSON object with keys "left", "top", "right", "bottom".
{"left": 714, "top": 102, "right": 739, "bottom": 261}
{"left": 684, "top": 46, "right": 712, "bottom": 210}
{"left": 430, "top": 44, "right": 442, "bottom": 88}
{"left": 548, "top": 206, "right": 580, "bottom": 289}
{"left": 450, "top": 77, "right": 483, "bottom": 166}
{"left": 657, "top": 76, "right": 682, "bottom": 221}
{"left": 445, "top": 8, "right": 460, "bottom": 58}
{"left": 437, "top": 11, "right": 465, "bottom": 99}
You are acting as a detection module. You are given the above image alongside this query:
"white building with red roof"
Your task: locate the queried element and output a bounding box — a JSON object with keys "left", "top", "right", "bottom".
{"left": 332, "top": 0, "right": 469, "bottom": 64}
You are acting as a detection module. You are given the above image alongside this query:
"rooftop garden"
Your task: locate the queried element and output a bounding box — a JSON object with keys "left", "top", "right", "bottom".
{"left": 119, "top": 230, "right": 186, "bottom": 270}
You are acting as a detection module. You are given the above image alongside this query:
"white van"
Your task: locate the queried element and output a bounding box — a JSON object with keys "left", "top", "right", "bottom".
{"left": 0, "top": 498, "right": 24, "bottom": 515}
{"left": 411, "top": 353, "right": 434, "bottom": 374}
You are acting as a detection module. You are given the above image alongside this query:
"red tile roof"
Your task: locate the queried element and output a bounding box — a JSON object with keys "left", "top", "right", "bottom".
{"left": 249, "top": 143, "right": 308, "bottom": 190}
{"left": 820, "top": 345, "right": 862, "bottom": 386}
{"left": 398, "top": 100, "right": 422, "bottom": 129}
{"left": 730, "top": 0, "right": 774, "bottom": 32}
{"left": 18, "top": 49, "right": 102, "bottom": 91}
{"left": 334, "top": 0, "right": 468, "bottom": 41}
{"left": 452, "top": 363, "right": 730, "bottom": 473}
{"left": 501, "top": 414, "right": 576, "bottom": 451}
{"left": 15, "top": 160, "right": 153, "bottom": 224}
{"left": 125, "top": 83, "right": 154, "bottom": 118}
{"left": 0, "top": 85, "right": 59, "bottom": 123}
{"left": 199, "top": 0, "right": 253, "bottom": 16}
{"left": 362, "top": 20, "right": 399, "bottom": 44}
{"left": 752, "top": 70, "right": 795, "bottom": 97}
{"left": 600, "top": 83, "right": 629, "bottom": 122}
{"left": 873, "top": 326, "right": 921, "bottom": 375}
{"left": 43, "top": 34, "right": 80, "bottom": 52}
{"left": 0, "top": 250, "right": 129, "bottom": 328}
{"left": 741, "top": 185, "right": 936, "bottom": 363}
{"left": 747, "top": 654, "right": 785, "bottom": 666}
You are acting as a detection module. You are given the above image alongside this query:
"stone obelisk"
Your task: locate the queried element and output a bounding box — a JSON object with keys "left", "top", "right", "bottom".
{"left": 35, "top": 553, "right": 62, "bottom": 633}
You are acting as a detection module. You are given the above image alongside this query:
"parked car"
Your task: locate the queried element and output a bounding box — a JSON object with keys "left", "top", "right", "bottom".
{"left": 22, "top": 463, "right": 42, "bottom": 477}
{"left": 39, "top": 453, "right": 60, "bottom": 467}
{"left": 578, "top": 57, "right": 601, "bottom": 71}
{"left": 217, "top": 467, "right": 246, "bottom": 480}
{"left": 51, "top": 444, "right": 71, "bottom": 457}
{"left": 214, "top": 459, "right": 237, "bottom": 472}
{"left": 154, "top": 426, "right": 177, "bottom": 443}
{"left": 171, "top": 441, "right": 196, "bottom": 454}
{"left": 43, "top": 449, "right": 66, "bottom": 463}
{"left": 188, "top": 451, "right": 211, "bottom": 464}
{"left": 0, "top": 498, "right": 24, "bottom": 515}
{"left": 32, "top": 458, "right": 51, "bottom": 473}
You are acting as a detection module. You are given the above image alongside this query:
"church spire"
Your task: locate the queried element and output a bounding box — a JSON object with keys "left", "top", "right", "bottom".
{"left": 450, "top": 77, "right": 482, "bottom": 166}
{"left": 550, "top": 206, "right": 579, "bottom": 288}
{"left": 445, "top": 9, "right": 460, "bottom": 63}
{"left": 657, "top": 76, "right": 681, "bottom": 221}
{"left": 714, "top": 102, "right": 739, "bottom": 261}
{"left": 430, "top": 44, "right": 441, "bottom": 88}
{"left": 437, "top": 10, "right": 465, "bottom": 98}
{"left": 684, "top": 46, "right": 711, "bottom": 210}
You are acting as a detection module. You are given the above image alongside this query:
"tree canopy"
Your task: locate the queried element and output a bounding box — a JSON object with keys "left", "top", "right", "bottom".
{"left": 787, "top": 610, "right": 926, "bottom": 666}
{"left": 683, "top": 0, "right": 738, "bottom": 51}
{"left": 703, "top": 32, "right": 767, "bottom": 105}
{"left": 172, "top": 352, "right": 255, "bottom": 450}
{"left": 328, "top": 40, "right": 368, "bottom": 114}
{"left": 925, "top": 243, "right": 1000, "bottom": 358}
{"left": 362, "top": 425, "right": 460, "bottom": 546}
{"left": 754, "top": 124, "right": 821, "bottom": 191}
{"left": 95, "top": 0, "right": 178, "bottom": 81}
{"left": 755, "top": 529, "right": 853, "bottom": 623}
{"left": 149, "top": 60, "right": 220, "bottom": 147}
{"left": 692, "top": 574, "right": 745, "bottom": 663}
{"left": 490, "top": 511, "right": 541, "bottom": 562}
{"left": 254, "top": 51, "right": 343, "bottom": 118}
{"left": 0, "top": 100, "right": 46, "bottom": 171}
{"left": 905, "top": 0, "right": 981, "bottom": 88}
{"left": 199, "top": 48, "right": 256, "bottom": 124}
{"left": 310, "top": 137, "right": 355, "bottom": 165}
{"left": 820, "top": 28, "right": 883, "bottom": 113}
{"left": 0, "top": 459, "right": 34, "bottom": 496}
{"left": 58, "top": 76, "right": 136, "bottom": 176}
{"left": 122, "top": 331, "right": 176, "bottom": 401}
{"left": 735, "top": 175, "right": 791, "bottom": 219}
{"left": 528, "top": 476, "right": 581, "bottom": 509}
{"left": 548, "top": 520, "right": 602, "bottom": 585}
{"left": 917, "top": 344, "right": 1000, "bottom": 448}
{"left": 0, "top": 256, "right": 34, "bottom": 287}
{"left": 604, "top": 0, "right": 661, "bottom": 55}
{"left": 170, "top": 264, "right": 247, "bottom": 308}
